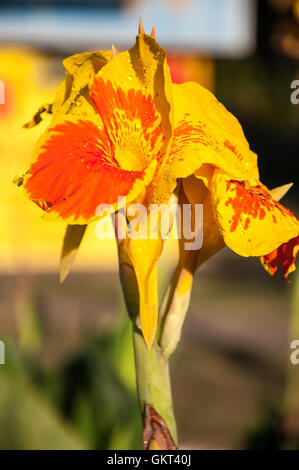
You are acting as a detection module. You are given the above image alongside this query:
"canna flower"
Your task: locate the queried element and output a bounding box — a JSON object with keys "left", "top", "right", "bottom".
{"left": 18, "top": 21, "right": 299, "bottom": 350}
{"left": 19, "top": 22, "right": 174, "bottom": 348}
{"left": 20, "top": 24, "right": 259, "bottom": 227}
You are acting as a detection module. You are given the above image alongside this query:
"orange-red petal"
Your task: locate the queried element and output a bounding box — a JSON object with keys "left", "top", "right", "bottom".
{"left": 24, "top": 76, "right": 166, "bottom": 223}
{"left": 24, "top": 118, "right": 147, "bottom": 224}
{"left": 260, "top": 236, "right": 299, "bottom": 281}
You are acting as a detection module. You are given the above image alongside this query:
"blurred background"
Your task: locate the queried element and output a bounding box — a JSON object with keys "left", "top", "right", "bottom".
{"left": 0, "top": 0, "right": 298, "bottom": 449}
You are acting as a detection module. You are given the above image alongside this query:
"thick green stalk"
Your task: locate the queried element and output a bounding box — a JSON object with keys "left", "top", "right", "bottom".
{"left": 132, "top": 326, "right": 177, "bottom": 444}
{"left": 115, "top": 215, "right": 177, "bottom": 446}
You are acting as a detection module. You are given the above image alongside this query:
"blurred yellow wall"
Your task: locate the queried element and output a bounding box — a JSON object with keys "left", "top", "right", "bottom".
{"left": 0, "top": 47, "right": 119, "bottom": 273}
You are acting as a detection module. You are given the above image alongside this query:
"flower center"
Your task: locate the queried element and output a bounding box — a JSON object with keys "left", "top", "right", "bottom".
{"left": 114, "top": 146, "right": 146, "bottom": 172}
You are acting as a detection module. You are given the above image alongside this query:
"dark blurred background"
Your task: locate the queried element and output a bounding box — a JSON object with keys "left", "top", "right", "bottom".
{"left": 0, "top": 0, "right": 298, "bottom": 449}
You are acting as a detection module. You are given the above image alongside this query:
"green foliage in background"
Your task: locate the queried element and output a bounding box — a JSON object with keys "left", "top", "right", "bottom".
{"left": 0, "top": 307, "right": 141, "bottom": 450}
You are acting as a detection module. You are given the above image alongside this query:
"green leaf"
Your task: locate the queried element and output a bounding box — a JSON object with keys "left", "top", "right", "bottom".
{"left": 0, "top": 343, "right": 88, "bottom": 450}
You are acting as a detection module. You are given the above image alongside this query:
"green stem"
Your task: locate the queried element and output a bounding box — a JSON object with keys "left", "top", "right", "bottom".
{"left": 132, "top": 326, "right": 177, "bottom": 444}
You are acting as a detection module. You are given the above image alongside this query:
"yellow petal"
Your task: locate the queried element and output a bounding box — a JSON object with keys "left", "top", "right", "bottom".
{"left": 260, "top": 236, "right": 299, "bottom": 281}
{"left": 96, "top": 33, "right": 174, "bottom": 178}
{"left": 260, "top": 182, "right": 297, "bottom": 281}
{"left": 158, "top": 81, "right": 260, "bottom": 202}
{"left": 152, "top": 80, "right": 259, "bottom": 204}
{"left": 127, "top": 235, "right": 163, "bottom": 349}
{"left": 193, "top": 163, "right": 214, "bottom": 187}
{"left": 211, "top": 170, "right": 299, "bottom": 257}
{"left": 182, "top": 174, "right": 225, "bottom": 269}
{"left": 52, "top": 49, "right": 112, "bottom": 119}
{"left": 60, "top": 224, "right": 87, "bottom": 282}
{"left": 23, "top": 50, "right": 109, "bottom": 129}
{"left": 62, "top": 50, "right": 112, "bottom": 75}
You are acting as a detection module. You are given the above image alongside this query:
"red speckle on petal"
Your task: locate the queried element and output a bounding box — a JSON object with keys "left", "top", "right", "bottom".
{"left": 168, "top": 120, "right": 212, "bottom": 165}
{"left": 224, "top": 139, "right": 243, "bottom": 161}
{"left": 244, "top": 217, "right": 250, "bottom": 230}
{"left": 259, "top": 208, "right": 266, "bottom": 220}
{"left": 224, "top": 180, "right": 293, "bottom": 233}
{"left": 261, "top": 236, "right": 299, "bottom": 281}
